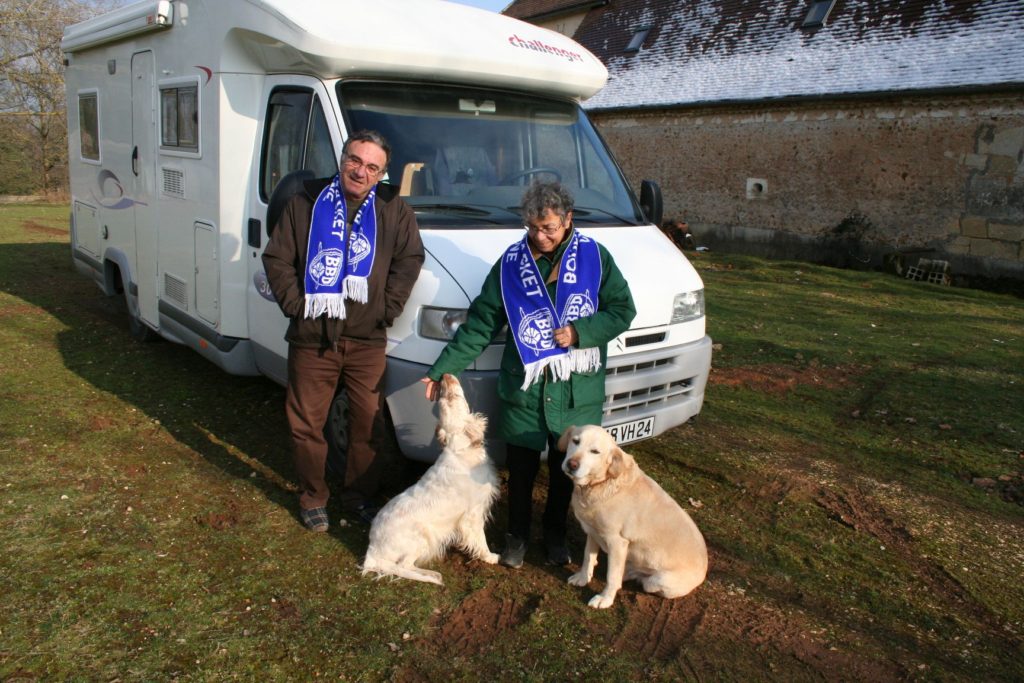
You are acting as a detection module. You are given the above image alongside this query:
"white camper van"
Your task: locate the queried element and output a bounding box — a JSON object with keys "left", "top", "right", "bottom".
{"left": 62, "top": 0, "right": 712, "bottom": 462}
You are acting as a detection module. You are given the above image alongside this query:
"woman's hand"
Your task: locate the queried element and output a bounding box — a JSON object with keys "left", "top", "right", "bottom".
{"left": 553, "top": 324, "right": 578, "bottom": 348}
{"left": 421, "top": 377, "right": 441, "bottom": 401}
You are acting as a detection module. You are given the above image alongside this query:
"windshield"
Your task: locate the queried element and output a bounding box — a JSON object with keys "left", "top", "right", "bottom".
{"left": 338, "top": 81, "right": 644, "bottom": 228}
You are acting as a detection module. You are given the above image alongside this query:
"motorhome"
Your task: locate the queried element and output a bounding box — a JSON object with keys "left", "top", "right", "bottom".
{"left": 62, "top": 0, "right": 712, "bottom": 461}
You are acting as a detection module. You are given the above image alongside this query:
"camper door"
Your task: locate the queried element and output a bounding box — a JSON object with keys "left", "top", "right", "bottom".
{"left": 131, "top": 50, "right": 159, "bottom": 327}
{"left": 247, "top": 77, "right": 341, "bottom": 383}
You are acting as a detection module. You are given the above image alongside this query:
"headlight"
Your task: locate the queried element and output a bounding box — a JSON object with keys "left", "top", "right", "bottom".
{"left": 419, "top": 307, "right": 468, "bottom": 340}
{"left": 671, "top": 290, "right": 704, "bottom": 324}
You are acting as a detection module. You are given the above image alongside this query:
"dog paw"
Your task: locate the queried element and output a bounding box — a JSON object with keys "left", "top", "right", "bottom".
{"left": 481, "top": 552, "right": 500, "bottom": 564}
{"left": 567, "top": 571, "right": 591, "bottom": 587}
{"left": 587, "top": 593, "right": 616, "bottom": 609}
{"left": 422, "top": 569, "right": 444, "bottom": 585}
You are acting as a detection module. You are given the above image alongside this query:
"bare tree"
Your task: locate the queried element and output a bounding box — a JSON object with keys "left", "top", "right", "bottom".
{"left": 0, "top": 0, "right": 117, "bottom": 196}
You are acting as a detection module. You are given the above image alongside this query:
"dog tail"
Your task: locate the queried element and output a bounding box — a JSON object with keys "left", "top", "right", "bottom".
{"left": 361, "top": 556, "right": 444, "bottom": 586}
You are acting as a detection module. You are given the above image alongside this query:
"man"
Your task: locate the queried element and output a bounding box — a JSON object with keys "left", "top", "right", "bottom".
{"left": 421, "top": 182, "right": 635, "bottom": 567}
{"left": 263, "top": 130, "right": 424, "bottom": 531}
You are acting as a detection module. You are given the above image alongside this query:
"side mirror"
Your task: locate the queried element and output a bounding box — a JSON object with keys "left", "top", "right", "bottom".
{"left": 639, "top": 179, "right": 663, "bottom": 227}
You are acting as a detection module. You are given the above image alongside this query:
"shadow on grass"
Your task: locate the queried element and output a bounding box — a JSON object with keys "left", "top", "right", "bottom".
{"left": 0, "top": 240, "right": 417, "bottom": 555}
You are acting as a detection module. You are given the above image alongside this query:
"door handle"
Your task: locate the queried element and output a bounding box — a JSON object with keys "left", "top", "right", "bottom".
{"left": 131, "top": 146, "right": 139, "bottom": 176}
{"left": 248, "top": 218, "right": 261, "bottom": 248}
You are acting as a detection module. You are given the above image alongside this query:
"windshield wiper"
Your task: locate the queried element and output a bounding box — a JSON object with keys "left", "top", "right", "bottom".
{"left": 412, "top": 203, "right": 519, "bottom": 224}
{"left": 573, "top": 206, "right": 642, "bottom": 226}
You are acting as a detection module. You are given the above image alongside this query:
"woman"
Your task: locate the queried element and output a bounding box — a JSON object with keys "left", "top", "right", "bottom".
{"left": 421, "top": 182, "right": 635, "bottom": 567}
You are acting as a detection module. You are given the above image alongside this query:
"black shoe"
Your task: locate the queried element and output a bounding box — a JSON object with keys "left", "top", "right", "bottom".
{"left": 545, "top": 538, "right": 571, "bottom": 566}
{"left": 353, "top": 502, "right": 379, "bottom": 525}
{"left": 499, "top": 534, "right": 526, "bottom": 568}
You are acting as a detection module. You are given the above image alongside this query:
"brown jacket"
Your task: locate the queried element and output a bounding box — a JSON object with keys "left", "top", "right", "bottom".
{"left": 262, "top": 177, "right": 425, "bottom": 348}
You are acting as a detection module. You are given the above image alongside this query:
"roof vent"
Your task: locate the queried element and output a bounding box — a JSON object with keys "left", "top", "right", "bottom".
{"left": 625, "top": 25, "right": 652, "bottom": 53}
{"left": 802, "top": 0, "right": 836, "bottom": 28}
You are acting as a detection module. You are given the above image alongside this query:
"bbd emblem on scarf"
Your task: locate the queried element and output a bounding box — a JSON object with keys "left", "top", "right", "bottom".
{"left": 348, "top": 232, "right": 372, "bottom": 265}
{"left": 517, "top": 308, "right": 556, "bottom": 355}
{"left": 561, "top": 290, "right": 594, "bottom": 322}
{"left": 308, "top": 244, "right": 345, "bottom": 289}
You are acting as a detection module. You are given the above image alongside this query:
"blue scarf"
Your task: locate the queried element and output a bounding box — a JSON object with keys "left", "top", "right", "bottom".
{"left": 303, "top": 175, "right": 377, "bottom": 319}
{"left": 500, "top": 229, "right": 602, "bottom": 389}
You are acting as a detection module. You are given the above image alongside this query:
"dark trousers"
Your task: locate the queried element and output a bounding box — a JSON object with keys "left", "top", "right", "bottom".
{"left": 285, "top": 342, "right": 386, "bottom": 510}
{"left": 505, "top": 439, "right": 573, "bottom": 543}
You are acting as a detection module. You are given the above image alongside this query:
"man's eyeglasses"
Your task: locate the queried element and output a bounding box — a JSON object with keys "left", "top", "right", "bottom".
{"left": 342, "top": 154, "right": 384, "bottom": 177}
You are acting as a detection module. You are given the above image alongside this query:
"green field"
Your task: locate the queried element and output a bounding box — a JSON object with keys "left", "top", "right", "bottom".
{"left": 1, "top": 203, "right": 1021, "bottom": 681}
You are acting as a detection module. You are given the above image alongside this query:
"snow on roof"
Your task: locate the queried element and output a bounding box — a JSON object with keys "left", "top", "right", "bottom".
{"left": 571, "top": 0, "right": 1024, "bottom": 111}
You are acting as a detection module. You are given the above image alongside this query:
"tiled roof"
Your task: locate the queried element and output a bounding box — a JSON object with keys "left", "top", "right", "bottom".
{"left": 566, "top": 0, "right": 1024, "bottom": 110}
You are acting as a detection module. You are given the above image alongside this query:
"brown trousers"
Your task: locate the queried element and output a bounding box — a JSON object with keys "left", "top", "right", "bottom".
{"left": 285, "top": 342, "right": 387, "bottom": 510}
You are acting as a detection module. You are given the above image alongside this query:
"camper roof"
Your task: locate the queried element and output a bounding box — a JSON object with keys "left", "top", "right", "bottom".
{"left": 62, "top": 0, "right": 608, "bottom": 101}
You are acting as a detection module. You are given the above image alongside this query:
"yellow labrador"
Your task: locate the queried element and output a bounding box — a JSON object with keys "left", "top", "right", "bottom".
{"left": 558, "top": 425, "right": 707, "bottom": 608}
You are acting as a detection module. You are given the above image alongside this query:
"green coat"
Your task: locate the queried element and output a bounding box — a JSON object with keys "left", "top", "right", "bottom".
{"left": 427, "top": 230, "right": 636, "bottom": 450}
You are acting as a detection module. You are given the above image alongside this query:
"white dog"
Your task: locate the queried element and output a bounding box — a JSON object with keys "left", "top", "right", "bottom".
{"left": 361, "top": 374, "right": 499, "bottom": 585}
{"left": 559, "top": 425, "right": 708, "bottom": 608}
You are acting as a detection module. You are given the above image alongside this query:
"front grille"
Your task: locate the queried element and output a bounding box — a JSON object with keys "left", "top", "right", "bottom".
{"left": 606, "top": 357, "right": 672, "bottom": 376}
{"left": 603, "top": 377, "right": 695, "bottom": 417}
{"left": 602, "top": 350, "right": 700, "bottom": 418}
{"left": 625, "top": 331, "right": 665, "bottom": 347}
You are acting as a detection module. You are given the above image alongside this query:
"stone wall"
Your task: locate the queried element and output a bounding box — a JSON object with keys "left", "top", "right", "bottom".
{"left": 589, "top": 91, "right": 1024, "bottom": 280}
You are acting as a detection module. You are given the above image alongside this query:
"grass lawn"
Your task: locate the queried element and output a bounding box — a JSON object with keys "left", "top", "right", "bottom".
{"left": 1, "top": 203, "right": 1021, "bottom": 681}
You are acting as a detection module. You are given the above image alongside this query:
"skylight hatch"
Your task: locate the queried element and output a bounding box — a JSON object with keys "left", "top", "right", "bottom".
{"left": 625, "top": 25, "right": 652, "bottom": 52}
{"left": 802, "top": 0, "right": 837, "bottom": 28}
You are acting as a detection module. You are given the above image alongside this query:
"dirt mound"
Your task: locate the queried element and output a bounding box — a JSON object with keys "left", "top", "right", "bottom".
{"left": 432, "top": 585, "right": 541, "bottom": 656}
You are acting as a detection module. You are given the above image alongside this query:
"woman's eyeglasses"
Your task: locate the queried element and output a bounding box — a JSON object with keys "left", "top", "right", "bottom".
{"left": 524, "top": 217, "right": 567, "bottom": 236}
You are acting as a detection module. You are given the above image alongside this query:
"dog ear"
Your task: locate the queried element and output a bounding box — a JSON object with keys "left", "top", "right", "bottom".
{"left": 607, "top": 445, "right": 635, "bottom": 479}
{"left": 556, "top": 425, "right": 577, "bottom": 452}
{"left": 465, "top": 414, "right": 487, "bottom": 447}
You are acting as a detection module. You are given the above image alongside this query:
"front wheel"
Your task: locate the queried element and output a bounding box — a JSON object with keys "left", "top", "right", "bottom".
{"left": 324, "top": 387, "right": 349, "bottom": 481}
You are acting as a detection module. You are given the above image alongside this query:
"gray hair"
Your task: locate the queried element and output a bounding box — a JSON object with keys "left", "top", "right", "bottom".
{"left": 520, "top": 181, "right": 574, "bottom": 222}
{"left": 341, "top": 130, "right": 391, "bottom": 167}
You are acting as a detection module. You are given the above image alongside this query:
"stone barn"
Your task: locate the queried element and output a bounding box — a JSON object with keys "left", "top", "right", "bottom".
{"left": 506, "top": 0, "right": 1024, "bottom": 282}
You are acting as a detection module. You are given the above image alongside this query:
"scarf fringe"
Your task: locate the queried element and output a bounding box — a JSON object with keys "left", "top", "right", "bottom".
{"left": 520, "top": 348, "right": 602, "bottom": 390}
{"left": 342, "top": 276, "right": 368, "bottom": 304}
{"left": 305, "top": 293, "right": 348, "bottom": 320}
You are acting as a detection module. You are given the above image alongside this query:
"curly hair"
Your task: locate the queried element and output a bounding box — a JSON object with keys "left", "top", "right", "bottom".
{"left": 519, "top": 181, "right": 575, "bottom": 222}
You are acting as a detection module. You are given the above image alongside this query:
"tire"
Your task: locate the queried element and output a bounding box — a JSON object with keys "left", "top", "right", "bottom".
{"left": 127, "top": 297, "right": 160, "bottom": 343}
{"left": 115, "top": 280, "right": 159, "bottom": 343}
{"left": 324, "top": 387, "right": 349, "bottom": 481}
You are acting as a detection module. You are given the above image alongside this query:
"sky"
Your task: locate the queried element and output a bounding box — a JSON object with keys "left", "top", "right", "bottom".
{"left": 447, "top": 0, "right": 509, "bottom": 12}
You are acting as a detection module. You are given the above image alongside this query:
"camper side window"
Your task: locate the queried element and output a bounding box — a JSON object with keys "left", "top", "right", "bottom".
{"left": 79, "top": 93, "right": 99, "bottom": 161}
{"left": 260, "top": 89, "right": 336, "bottom": 201}
{"left": 160, "top": 84, "right": 199, "bottom": 151}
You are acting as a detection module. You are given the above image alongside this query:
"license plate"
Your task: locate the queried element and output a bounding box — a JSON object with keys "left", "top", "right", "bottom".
{"left": 606, "top": 416, "right": 654, "bottom": 445}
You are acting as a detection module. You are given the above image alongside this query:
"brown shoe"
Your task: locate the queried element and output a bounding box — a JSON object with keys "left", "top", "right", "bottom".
{"left": 300, "top": 506, "right": 329, "bottom": 532}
